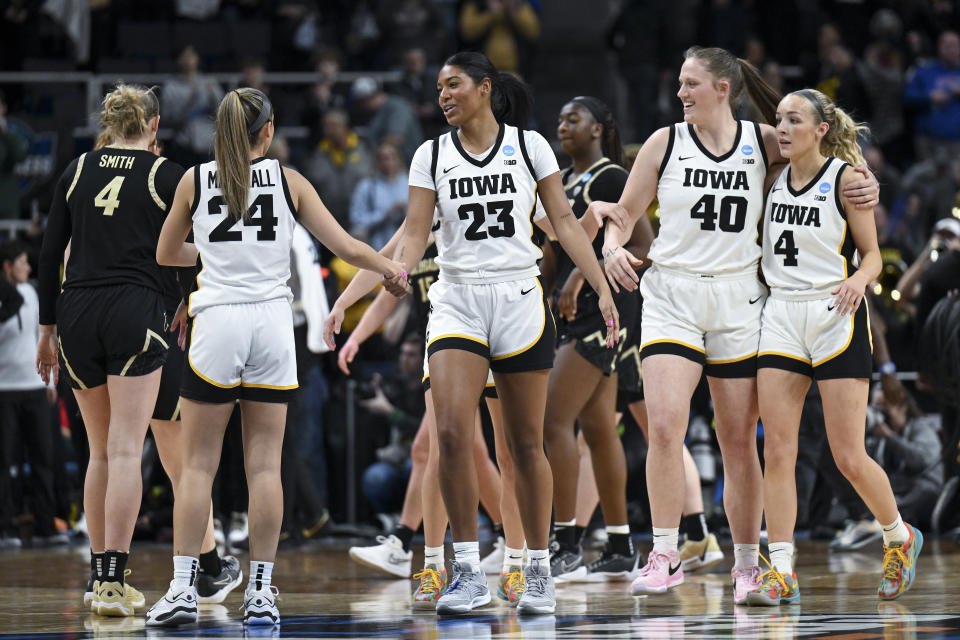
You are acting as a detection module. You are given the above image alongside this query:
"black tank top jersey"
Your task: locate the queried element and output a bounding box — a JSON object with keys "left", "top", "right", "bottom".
{"left": 38, "top": 147, "right": 185, "bottom": 324}
{"left": 408, "top": 237, "right": 439, "bottom": 335}
{"left": 553, "top": 158, "right": 628, "bottom": 292}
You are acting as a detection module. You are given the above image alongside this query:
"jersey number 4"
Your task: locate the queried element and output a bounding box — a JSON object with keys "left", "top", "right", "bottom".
{"left": 94, "top": 176, "right": 125, "bottom": 216}
{"left": 690, "top": 194, "right": 747, "bottom": 232}
{"left": 773, "top": 229, "right": 799, "bottom": 266}
{"left": 208, "top": 194, "right": 278, "bottom": 242}
{"left": 458, "top": 201, "right": 515, "bottom": 241}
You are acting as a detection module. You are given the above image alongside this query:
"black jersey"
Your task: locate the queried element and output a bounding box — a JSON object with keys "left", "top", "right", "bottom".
{"left": 38, "top": 148, "right": 185, "bottom": 324}
{"left": 552, "top": 158, "right": 628, "bottom": 291}
{"left": 408, "top": 237, "right": 439, "bottom": 335}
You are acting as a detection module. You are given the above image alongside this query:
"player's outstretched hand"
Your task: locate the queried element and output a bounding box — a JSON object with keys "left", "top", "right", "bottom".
{"left": 587, "top": 201, "right": 630, "bottom": 229}
{"left": 36, "top": 331, "right": 59, "bottom": 386}
{"left": 597, "top": 290, "right": 620, "bottom": 349}
{"left": 323, "top": 305, "right": 345, "bottom": 351}
{"left": 602, "top": 246, "right": 643, "bottom": 293}
{"left": 171, "top": 301, "right": 189, "bottom": 350}
{"left": 338, "top": 338, "right": 359, "bottom": 375}
{"left": 382, "top": 261, "right": 409, "bottom": 297}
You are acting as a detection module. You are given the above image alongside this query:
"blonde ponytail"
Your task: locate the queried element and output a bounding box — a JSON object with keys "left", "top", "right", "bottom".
{"left": 99, "top": 83, "right": 158, "bottom": 143}
{"left": 214, "top": 88, "right": 272, "bottom": 221}
{"left": 791, "top": 89, "right": 868, "bottom": 167}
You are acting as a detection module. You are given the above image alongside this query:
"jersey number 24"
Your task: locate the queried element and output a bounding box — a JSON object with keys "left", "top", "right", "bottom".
{"left": 208, "top": 194, "right": 278, "bottom": 242}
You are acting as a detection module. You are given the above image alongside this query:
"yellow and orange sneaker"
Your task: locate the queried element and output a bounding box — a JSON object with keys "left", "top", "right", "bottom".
{"left": 411, "top": 565, "right": 447, "bottom": 610}
{"left": 744, "top": 556, "right": 800, "bottom": 607}
{"left": 496, "top": 567, "right": 525, "bottom": 607}
{"left": 878, "top": 523, "right": 923, "bottom": 600}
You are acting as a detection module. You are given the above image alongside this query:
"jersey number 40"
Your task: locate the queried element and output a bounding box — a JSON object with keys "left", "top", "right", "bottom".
{"left": 208, "top": 194, "right": 278, "bottom": 242}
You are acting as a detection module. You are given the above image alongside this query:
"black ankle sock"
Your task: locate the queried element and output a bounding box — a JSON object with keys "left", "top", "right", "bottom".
{"left": 394, "top": 525, "right": 415, "bottom": 553}
{"left": 574, "top": 526, "right": 586, "bottom": 546}
{"left": 683, "top": 513, "right": 708, "bottom": 542}
{"left": 199, "top": 549, "right": 222, "bottom": 576}
{"left": 609, "top": 532, "right": 633, "bottom": 557}
{"left": 93, "top": 552, "right": 104, "bottom": 583}
{"left": 555, "top": 525, "right": 577, "bottom": 550}
{"left": 102, "top": 550, "right": 128, "bottom": 585}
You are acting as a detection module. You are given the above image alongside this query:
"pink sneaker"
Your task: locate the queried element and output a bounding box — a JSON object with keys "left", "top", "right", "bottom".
{"left": 732, "top": 565, "right": 762, "bottom": 605}
{"left": 629, "top": 551, "right": 683, "bottom": 595}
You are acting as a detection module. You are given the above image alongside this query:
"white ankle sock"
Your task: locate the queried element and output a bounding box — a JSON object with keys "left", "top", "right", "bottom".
{"left": 652, "top": 527, "right": 679, "bottom": 554}
{"left": 249, "top": 561, "right": 273, "bottom": 590}
{"left": 768, "top": 542, "right": 794, "bottom": 575}
{"left": 503, "top": 546, "right": 524, "bottom": 571}
{"left": 173, "top": 555, "right": 198, "bottom": 588}
{"left": 733, "top": 544, "right": 759, "bottom": 570}
{"left": 453, "top": 541, "right": 481, "bottom": 572}
{"left": 526, "top": 548, "right": 550, "bottom": 575}
{"left": 881, "top": 514, "right": 909, "bottom": 546}
{"left": 424, "top": 545, "right": 444, "bottom": 569}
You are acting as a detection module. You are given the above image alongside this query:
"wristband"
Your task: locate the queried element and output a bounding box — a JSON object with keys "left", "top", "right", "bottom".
{"left": 879, "top": 361, "right": 896, "bottom": 376}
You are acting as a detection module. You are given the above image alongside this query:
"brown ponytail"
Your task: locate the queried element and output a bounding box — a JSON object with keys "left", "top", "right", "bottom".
{"left": 214, "top": 88, "right": 272, "bottom": 221}
{"left": 683, "top": 47, "right": 781, "bottom": 125}
{"left": 99, "top": 83, "right": 159, "bottom": 143}
{"left": 790, "top": 89, "right": 868, "bottom": 167}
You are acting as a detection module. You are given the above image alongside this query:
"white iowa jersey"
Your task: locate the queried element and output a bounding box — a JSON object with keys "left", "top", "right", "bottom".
{"left": 410, "top": 124, "right": 557, "bottom": 284}
{"left": 188, "top": 157, "right": 298, "bottom": 315}
{"left": 762, "top": 157, "right": 854, "bottom": 296}
{"left": 651, "top": 120, "right": 767, "bottom": 275}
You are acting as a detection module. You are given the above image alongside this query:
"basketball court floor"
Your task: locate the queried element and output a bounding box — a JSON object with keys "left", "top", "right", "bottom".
{"left": 2, "top": 539, "right": 958, "bottom": 638}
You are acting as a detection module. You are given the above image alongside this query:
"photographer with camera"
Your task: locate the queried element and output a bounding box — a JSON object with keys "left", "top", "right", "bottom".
{"left": 896, "top": 217, "right": 960, "bottom": 327}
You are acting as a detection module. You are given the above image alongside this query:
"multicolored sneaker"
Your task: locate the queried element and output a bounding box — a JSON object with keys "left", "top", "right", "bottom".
{"left": 732, "top": 565, "right": 762, "bottom": 605}
{"left": 629, "top": 551, "right": 683, "bottom": 595}
{"left": 744, "top": 566, "right": 800, "bottom": 606}
{"left": 878, "top": 523, "right": 923, "bottom": 600}
{"left": 411, "top": 565, "right": 447, "bottom": 610}
{"left": 497, "top": 567, "right": 524, "bottom": 607}
{"left": 679, "top": 534, "right": 724, "bottom": 572}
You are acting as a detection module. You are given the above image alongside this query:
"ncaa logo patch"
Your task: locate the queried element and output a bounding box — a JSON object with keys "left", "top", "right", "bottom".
{"left": 819, "top": 182, "right": 831, "bottom": 193}
{"left": 503, "top": 145, "right": 515, "bottom": 156}
{"left": 741, "top": 144, "right": 753, "bottom": 155}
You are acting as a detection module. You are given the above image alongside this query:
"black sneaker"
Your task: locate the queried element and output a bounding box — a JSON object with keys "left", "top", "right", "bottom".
{"left": 582, "top": 547, "right": 640, "bottom": 582}
{"left": 549, "top": 541, "right": 585, "bottom": 582}
{"left": 196, "top": 555, "right": 243, "bottom": 604}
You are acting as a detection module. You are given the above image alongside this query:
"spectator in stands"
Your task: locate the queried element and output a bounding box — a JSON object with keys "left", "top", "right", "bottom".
{"left": 904, "top": 30, "right": 960, "bottom": 159}
{"left": 895, "top": 148, "right": 959, "bottom": 254}
{"left": 301, "top": 50, "right": 347, "bottom": 148}
{"left": 350, "top": 76, "right": 422, "bottom": 165}
{"left": 376, "top": 0, "right": 444, "bottom": 62}
{"left": 896, "top": 217, "right": 960, "bottom": 328}
{"left": 395, "top": 47, "right": 445, "bottom": 138}
{"left": 0, "top": 91, "right": 28, "bottom": 220}
{"left": 350, "top": 142, "right": 407, "bottom": 251}
{"left": 459, "top": 0, "right": 540, "bottom": 77}
{"left": 863, "top": 9, "right": 908, "bottom": 165}
{"left": 240, "top": 58, "right": 268, "bottom": 95}
{"left": 831, "top": 385, "right": 943, "bottom": 549}
{"left": 0, "top": 240, "right": 65, "bottom": 546}
{"left": 304, "top": 108, "right": 372, "bottom": 228}
{"left": 162, "top": 44, "right": 223, "bottom": 166}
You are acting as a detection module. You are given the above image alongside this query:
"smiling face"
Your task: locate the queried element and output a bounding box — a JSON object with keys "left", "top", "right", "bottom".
{"left": 677, "top": 57, "right": 728, "bottom": 124}
{"left": 775, "top": 94, "right": 829, "bottom": 159}
{"left": 557, "top": 102, "right": 600, "bottom": 158}
{"left": 437, "top": 65, "right": 489, "bottom": 126}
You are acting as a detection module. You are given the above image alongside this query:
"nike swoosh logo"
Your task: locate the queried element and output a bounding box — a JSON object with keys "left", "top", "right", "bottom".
{"left": 431, "top": 220, "right": 441, "bottom": 232}
{"left": 521, "top": 287, "right": 535, "bottom": 295}
{"left": 388, "top": 554, "right": 408, "bottom": 564}
{"left": 827, "top": 304, "right": 836, "bottom": 311}
{"left": 749, "top": 296, "right": 762, "bottom": 304}
{"left": 678, "top": 155, "right": 695, "bottom": 161}
{"left": 668, "top": 562, "right": 682, "bottom": 576}
{"left": 771, "top": 187, "right": 782, "bottom": 192}
{"left": 443, "top": 165, "right": 460, "bottom": 174}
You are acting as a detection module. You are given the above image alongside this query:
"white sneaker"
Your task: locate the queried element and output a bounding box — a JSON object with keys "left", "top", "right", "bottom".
{"left": 243, "top": 584, "right": 280, "bottom": 626}
{"left": 228, "top": 512, "right": 248, "bottom": 549}
{"left": 829, "top": 518, "right": 883, "bottom": 551}
{"left": 349, "top": 535, "right": 412, "bottom": 578}
{"left": 479, "top": 536, "right": 505, "bottom": 574}
{"left": 146, "top": 581, "right": 198, "bottom": 627}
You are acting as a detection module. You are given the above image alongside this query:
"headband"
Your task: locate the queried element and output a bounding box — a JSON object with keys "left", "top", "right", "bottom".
{"left": 234, "top": 89, "right": 273, "bottom": 135}
{"left": 571, "top": 96, "right": 612, "bottom": 126}
{"left": 794, "top": 89, "right": 826, "bottom": 122}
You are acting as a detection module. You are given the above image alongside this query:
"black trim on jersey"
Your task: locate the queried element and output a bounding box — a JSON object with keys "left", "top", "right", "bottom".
{"left": 427, "top": 336, "right": 490, "bottom": 360}
{"left": 516, "top": 128, "right": 537, "bottom": 182}
{"left": 753, "top": 121, "right": 769, "bottom": 169}
{"left": 834, "top": 163, "right": 849, "bottom": 220}
{"left": 430, "top": 135, "right": 440, "bottom": 190}
{"left": 189, "top": 165, "right": 202, "bottom": 217}
{"left": 758, "top": 354, "right": 813, "bottom": 377}
{"left": 786, "top": 157, "right": 834, "bottom": 197}
{"left": 658, "top": 125, "right": 676, "bottom": 179}
{"left": 451, "top": 122, "right": 505, "bottom": 168}
{"left": 279, "top": 164, "right": 299, "bottom": 222}
{"left": 687, "top": 120, "right": 742, "bottom": 163}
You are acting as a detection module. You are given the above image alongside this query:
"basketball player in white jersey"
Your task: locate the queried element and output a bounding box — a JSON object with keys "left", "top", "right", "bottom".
{"left": 387, "top": 51, "right": 618, "bottom": 616}
{"left": 145, "top": 88, "right": 404, "bottom": 627}
{"left": 592, "top": 46, "right": 878, "bottom": 603}
{"left": 748, "top": 89, "right": 921, "bottom": 605}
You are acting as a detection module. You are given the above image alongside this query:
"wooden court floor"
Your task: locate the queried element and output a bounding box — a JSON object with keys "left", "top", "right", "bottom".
{"left": 1, "top": 538, "right": 958, "bottom": 638}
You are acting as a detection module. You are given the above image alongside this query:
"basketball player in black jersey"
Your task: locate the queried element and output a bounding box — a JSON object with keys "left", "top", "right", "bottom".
{"left": 36, "top": 84, "right": 180, "bottom": 617}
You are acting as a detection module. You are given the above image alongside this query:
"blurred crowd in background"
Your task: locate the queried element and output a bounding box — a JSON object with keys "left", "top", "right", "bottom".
{"left": 1, "top": 0, "right": 959, "bottom": 554}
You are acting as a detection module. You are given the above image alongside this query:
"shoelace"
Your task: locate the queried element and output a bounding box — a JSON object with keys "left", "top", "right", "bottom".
{"left": 525, "top": 571, "right": 547, "bottom": 594}
{"left": 639, "top": 551, "right": 668, "bottom": 576}
{"left": 882, "top": 545, "right": 910, "bottom": 582}
{"left": 757, "top": 554, "right": 788, "bottom": 594}
{"left": 505, "top": 570, "right": 524, "bottom": 595}
{"left": 413, "top": 568, "right": 444, "bottom": 595}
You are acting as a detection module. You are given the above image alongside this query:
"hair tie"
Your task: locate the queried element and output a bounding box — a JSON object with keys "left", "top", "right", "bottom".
{"left": 571, "top": 95, "right": 612, "bottom": 126}
{"left": 795, "top": 89, "right": 826, "bottom": 123}
{"left": 244, "top": 89, "right": 273, "bottom": 135}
